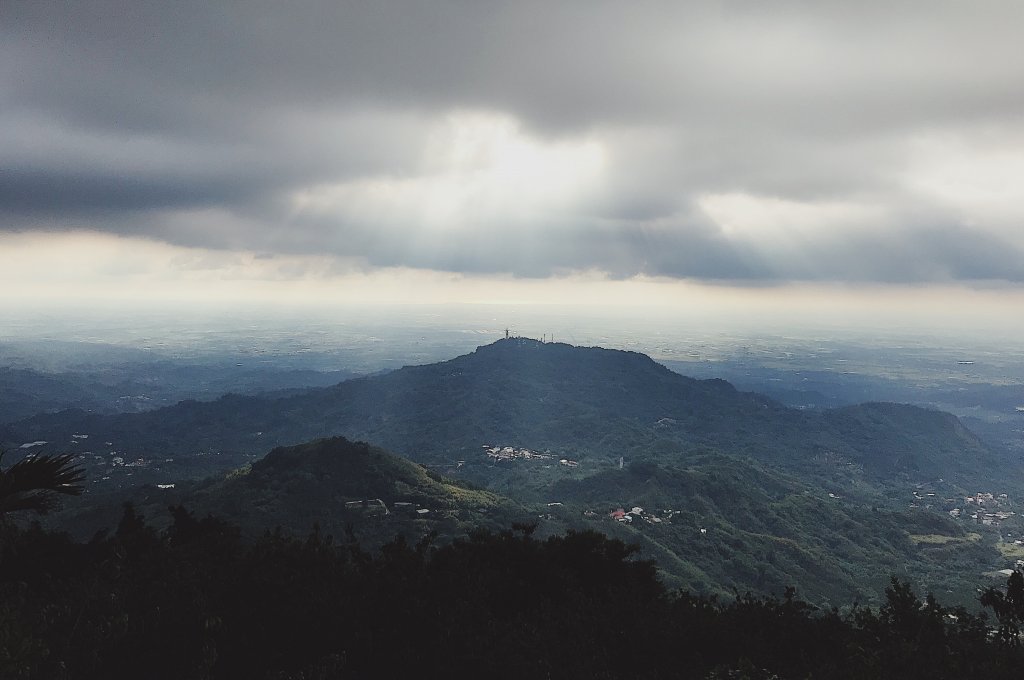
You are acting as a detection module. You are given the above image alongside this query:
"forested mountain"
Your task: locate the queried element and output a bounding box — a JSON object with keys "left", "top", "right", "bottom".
{"left": 4, "top": 339, "right": 1022, "bottom": 606}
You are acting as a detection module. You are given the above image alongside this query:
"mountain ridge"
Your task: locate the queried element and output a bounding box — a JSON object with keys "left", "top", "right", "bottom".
{"left": 3, "top": 337, "right": 1009, "bottom": 491}
{"left": 9, "top": 338, "right": 1022, "bottom": 605}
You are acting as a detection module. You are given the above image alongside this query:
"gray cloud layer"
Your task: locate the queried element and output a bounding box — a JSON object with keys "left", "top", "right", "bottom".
{"left": 3, "top": 0, "right": 1024, "bottom": 282}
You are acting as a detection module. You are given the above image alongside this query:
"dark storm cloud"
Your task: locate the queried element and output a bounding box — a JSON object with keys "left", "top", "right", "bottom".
{"left": 2, "top": 0, "right": 1023, "bottom": 283}
{"left": 0, "top": 168, "right": 249, "bottom": 217}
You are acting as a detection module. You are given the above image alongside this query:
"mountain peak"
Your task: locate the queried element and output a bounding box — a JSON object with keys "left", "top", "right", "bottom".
{"left": 467, "top": 336, "right": 667, "bottom": 372}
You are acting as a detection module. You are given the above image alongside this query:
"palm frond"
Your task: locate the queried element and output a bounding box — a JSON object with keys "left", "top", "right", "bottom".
{"left": 0, "top": 452, "right": 86, "bottom": 515}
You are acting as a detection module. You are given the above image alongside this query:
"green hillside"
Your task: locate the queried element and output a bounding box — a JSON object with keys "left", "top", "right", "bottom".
{"left": 542, "top": 454, "right": 997, "bottom": 606}
{"left": 188, "top": 436, "right": 527, "bottom": 545}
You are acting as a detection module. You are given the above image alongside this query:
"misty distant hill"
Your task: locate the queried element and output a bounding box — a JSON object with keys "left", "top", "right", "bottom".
{"left": 0, "top": 354, "right": 357, "bottom": 424}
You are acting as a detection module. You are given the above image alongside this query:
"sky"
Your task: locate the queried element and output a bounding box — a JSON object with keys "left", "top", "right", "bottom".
{"left": 2, "top": 1, "right": 1024, "bottom": 334}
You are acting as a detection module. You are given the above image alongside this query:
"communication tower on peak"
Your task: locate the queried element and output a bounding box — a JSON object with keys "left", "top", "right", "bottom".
{"left": 505, "top": 327, "right": 509, "bottom": 339}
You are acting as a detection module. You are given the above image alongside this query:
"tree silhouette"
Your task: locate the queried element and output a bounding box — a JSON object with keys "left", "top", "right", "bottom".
{"left": 0, "top": 450, "right": 85, "bottom": 517}
{"left": 982, "top": 569, "right": 1024, "bottom": 645}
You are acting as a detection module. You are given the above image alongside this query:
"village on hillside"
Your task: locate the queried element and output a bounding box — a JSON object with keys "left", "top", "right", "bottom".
{"left": 483, "top": 444, "right": 579, "bottom": 468}
{"left": 908, "top": 487, "right": 1018, "bottom": 528}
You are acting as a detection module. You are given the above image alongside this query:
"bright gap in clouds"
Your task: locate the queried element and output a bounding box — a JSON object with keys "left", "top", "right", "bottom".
{"left": 289, "top": 111, "right": 607, "bottom": 266}
{"left": 904, "top": 130, "right": 1024, "bottom": 237}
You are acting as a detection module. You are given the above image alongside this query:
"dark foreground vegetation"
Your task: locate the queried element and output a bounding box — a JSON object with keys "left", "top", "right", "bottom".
{"left": 3, "top": 507, "right": 1024, "bottom": 680}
